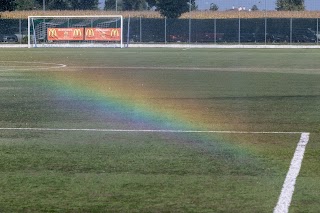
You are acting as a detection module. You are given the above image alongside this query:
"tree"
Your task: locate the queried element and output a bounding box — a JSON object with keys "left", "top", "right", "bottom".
{"left": 33, "top": 0, "right": 71, "bottom": 10}
{"left": 70, "top": 0, "right": 99, "bottom": 10}
{"left": 104, "top": 0, "right": 117, "bottom": 10}
{"left": 251, "top": 4, "right": 259, "bottom": 11}
{"left": 47, "top": 0, "right": 70, "bottom": 10}
{"left": 122, "top": 0, "right": 147, "bottom": 11}
{"left": 104, "top": 0, "right": 113, "bottom": 10}
{"left": 0, "top": 0, "right": 16, "bottom": 11}
{"left": 15, "top": 0, "right": 39, "bottom": 10}
{"left": 156, "top": 0, "right": 196, "bottom": 19}
{"left": 276, "top": 0, "right": 304, "bottom": 11}
{"left": 191, "top": 0, "right": 197, "bottom": 11}
{"left": 209, "top": 3, "right": 218, "bottom": 11}
{"left": 146, "top": 0, "right": 156, "bottom": 8}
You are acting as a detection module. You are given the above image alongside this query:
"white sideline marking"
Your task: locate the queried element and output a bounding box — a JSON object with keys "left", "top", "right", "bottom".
{"left": 3, "top": 44, "right": 320, "bottom": 49}
{"left": 0, "top": 127, "right": 304, "bottom": 134}
{"left": 70, "top": 66, "right": 320, "bottom": 72}
{"left": 274, "top": 132, "right": 310, "bottom": 213}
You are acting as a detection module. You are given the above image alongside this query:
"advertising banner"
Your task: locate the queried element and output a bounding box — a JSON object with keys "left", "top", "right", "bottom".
{"left": 85, "top": 28, "right": 121, "bottom": 41}
{"left": 47, "top": 28, "right": 84, "bottom": 41}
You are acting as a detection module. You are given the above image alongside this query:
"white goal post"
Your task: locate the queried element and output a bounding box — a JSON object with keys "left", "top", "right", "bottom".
{"left": 27, "top": 15, "right": 123, "bottom": 48}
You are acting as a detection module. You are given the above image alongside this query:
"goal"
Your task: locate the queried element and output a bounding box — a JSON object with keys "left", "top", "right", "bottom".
{"left": 28, "top": 15, "right": 123, "bottom": 48}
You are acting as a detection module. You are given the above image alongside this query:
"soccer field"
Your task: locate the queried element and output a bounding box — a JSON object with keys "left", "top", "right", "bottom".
{"left": 0, "top": 48, "right": 319, "bottom": 212}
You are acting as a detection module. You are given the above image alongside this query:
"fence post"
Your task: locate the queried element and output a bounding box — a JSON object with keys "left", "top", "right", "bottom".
{"left": 189, "top": 14, "right": 191, "bottom": 43}
{"left": 265, "top": 17, "right": 267, "bottom": 45}
{"left": 317, "top": 18, "right": 319, "bottom": 45}
{"left": 164, "top": 17, "right": 167, "bottom": 44}
{"left": 238, "top": 16, "right": 241, "bottom": 44}
{"left": 264, "top": 0, "right": 267, "bottom": 45}
{"left": 140, "top": 16, "right": 142, "bottom": 43}
{"left": 290, "top": 18, "right": 293, "bottom": 44}
{"left": 214, "top": 18, "right": 217, "bottom": 44}
{"left": 19, "top": 19, "right": 22, "bottom": 44}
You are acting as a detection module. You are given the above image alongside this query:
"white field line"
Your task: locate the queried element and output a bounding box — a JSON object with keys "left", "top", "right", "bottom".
{"left": 0, "top": 127, "right": 305, "bottom": 134}
{"left": 0, "top": 61, "right": 66, "bottom": 71}
{"left": 3, "top": 44, "right": 320, "bottom": 49}
{"left": 1, "top": 62, "right": 319, "bottom": 74}
{"left": 274, "top": 132, "right": 310, "bottom": 213}
{"left": 68, "top": 66, "right": 320, "bottom": 73}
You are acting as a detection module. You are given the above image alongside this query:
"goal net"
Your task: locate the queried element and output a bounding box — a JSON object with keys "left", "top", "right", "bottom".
{"left": 28, "top": 15, "right": 123, "bottom": 48}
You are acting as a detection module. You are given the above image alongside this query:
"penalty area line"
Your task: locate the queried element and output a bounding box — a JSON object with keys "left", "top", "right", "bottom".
{"left": 0, "top": 127, "right": 305, "bottom": 134}
{"left": 274, "top": 132, "right": 310, "bottom": 213}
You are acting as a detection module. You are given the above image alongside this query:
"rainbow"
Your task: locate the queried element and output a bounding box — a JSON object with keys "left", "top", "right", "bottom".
{"left": 34, "top": 68, "right": 274, "bottom": 173}
{"left": 40, "top": 69, "right": 241, "bottom": 131}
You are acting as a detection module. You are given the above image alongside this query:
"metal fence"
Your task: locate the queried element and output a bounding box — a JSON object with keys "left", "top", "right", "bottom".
{"left": 1, "top": 17, "right": 320, "bottom": 45}
{"left": 125, "top": 17, "right": 320, "bottom": 45}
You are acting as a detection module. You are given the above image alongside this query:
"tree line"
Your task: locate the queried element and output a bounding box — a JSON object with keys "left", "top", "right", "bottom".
{"left": 209, "top": 0, "right": 305, "bottom": 11}
{"left": 0, "top": 0, "right": 196, "bottom": 18}
{"left": 1, "top": 0, "right": 99, "bottom": 11}
{"left": 0, "top": 0, "right": 306, "bottom": 18}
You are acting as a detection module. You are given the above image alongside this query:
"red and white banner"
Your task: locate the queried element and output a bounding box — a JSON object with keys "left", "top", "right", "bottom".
{"left": 47, "top": 28, "right": 84, "bottom": 41}
{"left": 85, "top": 28, "right": 121, "bottom": 41}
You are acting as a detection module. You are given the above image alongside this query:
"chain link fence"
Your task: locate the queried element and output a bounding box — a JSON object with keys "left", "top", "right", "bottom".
{"left": 0, "top": 17, "right": 319, "bottom": 45}
{"left": 1, "top": 0, "right": 320, "bottom": 45}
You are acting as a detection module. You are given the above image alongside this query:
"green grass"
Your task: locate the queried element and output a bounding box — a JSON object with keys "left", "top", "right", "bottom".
{"left": 0, "top": 48, "right": 319, "bottom": 212}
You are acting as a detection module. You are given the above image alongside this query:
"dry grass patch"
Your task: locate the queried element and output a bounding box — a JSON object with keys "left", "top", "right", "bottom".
{"left": 1, "top": 10, "right": 320, "bottom": 19}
